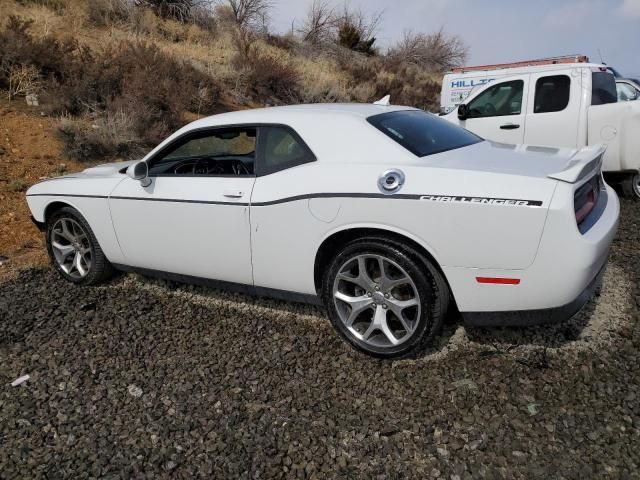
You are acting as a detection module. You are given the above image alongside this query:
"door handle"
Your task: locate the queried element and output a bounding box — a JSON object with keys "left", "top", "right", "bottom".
{"left": 500, "top": 123, "right": 520, "bottom": 130}
{"left": 223, "top": 190, "right": 244, "bottom": 198}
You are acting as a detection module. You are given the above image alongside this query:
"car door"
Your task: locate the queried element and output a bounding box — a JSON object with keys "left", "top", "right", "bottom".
{"left": 523, "top": 72, "right": 581, "bottom": 148}
{"left": 249, "top": 125, "right": 318, "bottom": 294}
{"left": 460, "top": 77, "right": 528, "bottom": 144}
{"left": 109, "top": 126, "right": 257, "bottom": 284}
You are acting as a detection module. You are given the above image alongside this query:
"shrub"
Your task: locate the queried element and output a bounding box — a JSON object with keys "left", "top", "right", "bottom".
{"left": 243, "top": 53, "right": 300, "bottom": 104}
{"left": 4, "top": 64, "right": 41, "bottom": 100}
{"left": 335, "top": 6, "right": 381, "bottom": 56}
{"left": 387, "top": 29, "right": 468, "bottom": 72}
{"left": 0, "top": 17, "right": 74, "bottom": 90}
{"left": 8, "top": 180, "right": 29, "bottom": 192}
{"left": 58, "top": 112, "right": 144, "bottom": 160}
{"left": 87, "top": 0, "right": 134, "bottom": 26}
{"left": 15, "top": 0, "right": 66, "bottom": 14}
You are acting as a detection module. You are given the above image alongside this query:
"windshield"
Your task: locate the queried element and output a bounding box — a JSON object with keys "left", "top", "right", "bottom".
{"left": 367, "top": 110, "right": 482, "bottom": 157}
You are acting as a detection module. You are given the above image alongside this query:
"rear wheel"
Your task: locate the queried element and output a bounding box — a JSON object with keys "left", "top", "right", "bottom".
{"left": 46, "top": 207, "right": 114, "bottom": 285}
{"left": 322, "top": 238, "right": 449, "bottom": 358}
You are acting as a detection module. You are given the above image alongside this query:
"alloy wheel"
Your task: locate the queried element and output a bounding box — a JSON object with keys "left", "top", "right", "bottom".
{"left": 332, "top": 254, "right": 422, "bottom": 348}
{"left": 50, "top": 218, "right": 92, "bottom": 279}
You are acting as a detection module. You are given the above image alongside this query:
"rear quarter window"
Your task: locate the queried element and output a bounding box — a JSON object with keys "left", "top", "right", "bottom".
{"left": 367, "top": 110, "right": 482, "bottom": 157}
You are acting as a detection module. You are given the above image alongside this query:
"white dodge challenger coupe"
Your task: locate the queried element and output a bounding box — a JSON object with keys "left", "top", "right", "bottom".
{"left": 26, "top": 104, "right": 619, "bottom": 357}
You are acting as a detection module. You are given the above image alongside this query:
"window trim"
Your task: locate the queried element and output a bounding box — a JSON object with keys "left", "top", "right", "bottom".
{"left": 466, "top": 79, "right": 525, "bottom": 119}
{"left": 145, "top": 123, "right": 316, "bottom": 178}
{"left": 533, "top": 74, "right": 571, "bottom": 114}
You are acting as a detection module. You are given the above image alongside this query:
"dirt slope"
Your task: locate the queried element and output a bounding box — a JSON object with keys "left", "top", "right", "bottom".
{"left": 0, "top": 99, "right": 86, "bottom": 275}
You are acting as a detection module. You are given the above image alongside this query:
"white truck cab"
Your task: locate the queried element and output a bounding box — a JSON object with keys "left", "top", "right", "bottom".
{"left": 441, "top": 56, "right": 640, "bottom": 198}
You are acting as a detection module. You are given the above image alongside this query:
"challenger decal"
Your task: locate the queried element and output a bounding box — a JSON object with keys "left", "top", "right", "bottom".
{"left": 419, "top": 195, "right": 542, "bottom": 207}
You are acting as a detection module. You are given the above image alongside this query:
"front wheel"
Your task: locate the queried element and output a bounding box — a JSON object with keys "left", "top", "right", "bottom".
{"left": 620, "top": 172, "right": 640, "bottom": 200}
{"left": 322, "top": 238, "right": 449, "bottom": 358}
{"left": 46, "top": 206, "right": 114, "bottom": 285}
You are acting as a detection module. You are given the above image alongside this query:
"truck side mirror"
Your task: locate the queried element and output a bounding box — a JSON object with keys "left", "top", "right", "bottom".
{"left": 457, "top": 104, "right": 469, "bottom": 120}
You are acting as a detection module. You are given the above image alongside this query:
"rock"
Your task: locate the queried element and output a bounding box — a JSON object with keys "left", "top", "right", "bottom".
{"left": 127, "top": 384, "right": 143, "bottom": 398}
{"left": 25, "top": 94, "right": 39, "bottom": 106}
{"left": 452, "top": 378, "right": 478, "bottom": 391}
{"left": 10, "top": 374, "right": 30, "bottom": 387}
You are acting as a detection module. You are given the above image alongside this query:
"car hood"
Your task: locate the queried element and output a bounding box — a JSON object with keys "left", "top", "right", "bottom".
{"left": 423, "top": 140, "right": 601, "bottom": 182}
{"left": 74, "top": 160, "right": 138, "bottom": 178}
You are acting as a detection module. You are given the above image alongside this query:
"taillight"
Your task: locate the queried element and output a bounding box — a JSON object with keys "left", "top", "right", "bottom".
{"left": 574, "top": 176, "right": 600, "bottom": 225}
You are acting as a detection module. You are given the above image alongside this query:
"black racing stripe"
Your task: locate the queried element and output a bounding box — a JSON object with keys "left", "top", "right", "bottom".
{"left": 251, "top": 193, "right": 421, "bottom": 206}
{"left": 109, "top": 196, "right": 250, "bottom": 206}
{"left": 27, "top": 192, "right": 543, "bottom": 207}
{"left": 26, "top": 193, "right": 109, "bottom": 199}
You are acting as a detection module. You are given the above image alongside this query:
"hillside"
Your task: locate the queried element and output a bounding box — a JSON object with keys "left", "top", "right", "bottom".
{"left": 0, "top": 0, "right": 463, "bottom": 274}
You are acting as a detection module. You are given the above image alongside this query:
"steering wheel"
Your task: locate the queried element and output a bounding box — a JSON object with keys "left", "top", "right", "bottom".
{"left": 483, "top": 104, "right": 497, "bottom": 116}
{"left": 232, "top": 160, "right": 250, "bottom": 176}
{"left": 193, "top": 158, "right": 209, "bottom": 175}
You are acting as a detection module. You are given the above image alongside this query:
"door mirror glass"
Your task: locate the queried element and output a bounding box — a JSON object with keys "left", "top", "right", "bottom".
{"left": 457, "top": 104, "right": 468, "bottom": 120}
{"left": 127, "top": 161, "right": 151, "bottom": 186}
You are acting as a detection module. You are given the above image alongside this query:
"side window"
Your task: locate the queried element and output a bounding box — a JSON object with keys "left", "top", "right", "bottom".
{"left": 467, "top": 80, "right": 524, "bottom": 118}
{"left": 258, "top": 126, "right": 315, "bottom": 175}
{"left": 617, "top": 82, "right": 638, "bottom": 101}
{"left": 591, "top": 72, "right": 617, "bottom": 105}
{"left": 148, "top": 128, "right": 256, "bottom": 176}
{"left": 534, "top": 75, "right": 570, "bottom": 113}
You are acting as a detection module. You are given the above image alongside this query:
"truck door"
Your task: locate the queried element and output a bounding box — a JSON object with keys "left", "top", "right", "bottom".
{"left": 459, "top": 76, "right": 528, "bottom": 144}
{"left": 523, "top": 71, "right": 581, "bottom": 148}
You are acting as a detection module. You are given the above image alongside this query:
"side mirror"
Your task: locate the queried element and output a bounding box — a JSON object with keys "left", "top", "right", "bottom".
{"left": 457, "top": 104, "right": 469, "bottom": 120}
{"left": 126, "top": 161, "right": 151, "bottom": 187}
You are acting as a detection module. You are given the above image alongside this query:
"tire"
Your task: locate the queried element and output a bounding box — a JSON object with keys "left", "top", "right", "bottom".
{"left": 620, "top": 172, "right": 640, "bottom": 200}
{"left": 45, "top": 206, "right": 114, "bottom": 285}
{"left": 322, "top": 237, "right": 449, "bottom": 358}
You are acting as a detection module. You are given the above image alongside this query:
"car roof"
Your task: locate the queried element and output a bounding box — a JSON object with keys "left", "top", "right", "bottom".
{"left": 190, "top": 103, "right": 417, "bottom": 128}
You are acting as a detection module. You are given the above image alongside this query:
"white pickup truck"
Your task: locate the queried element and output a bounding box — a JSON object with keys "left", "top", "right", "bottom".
{"left": 441, "top": 59, "right": 640, "bottom": 198}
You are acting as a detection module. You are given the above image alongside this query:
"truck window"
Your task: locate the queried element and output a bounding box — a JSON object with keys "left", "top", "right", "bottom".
{"left": 591, "top": 72, "right": 617, "bottom": 105}
{"left": 617, "top": 82, "right": 638, "bottom": 102}
{"left": 466, "top": 80, "right": 524, "bottom": 118}
{"left": 534, "top": 75, "right": 570, "bottom": 113}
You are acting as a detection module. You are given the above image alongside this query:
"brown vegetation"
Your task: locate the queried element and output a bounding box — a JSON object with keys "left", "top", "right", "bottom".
{"left": 0, "top": 0, "right": 466, "bottom": 161}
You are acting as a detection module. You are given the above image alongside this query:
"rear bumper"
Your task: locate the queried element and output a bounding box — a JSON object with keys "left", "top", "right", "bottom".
{"left": 462, "top": 257, "right": 607, "bottom": 327}
{"left": 444, "top": 182, "right": 619, "bottom": 321}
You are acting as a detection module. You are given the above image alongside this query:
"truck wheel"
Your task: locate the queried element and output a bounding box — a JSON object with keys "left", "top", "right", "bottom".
{"left": 620, "top": 172, "right": 640, "bottom": 200}
{"left": 46, "top": 206, "right": 114, "bottom": 285}
{"left": 322, "top": 238, "right": 449, "bottom": 359}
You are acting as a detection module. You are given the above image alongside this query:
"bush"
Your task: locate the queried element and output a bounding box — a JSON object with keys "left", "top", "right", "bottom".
{"left": 243, "top": 53, "right": 300, "bottom": 104}
{"left": 58, "top": 112, "right": 144, "bottom": 160}
{"left": 0, "top": 17, "right": 74, "bottom": 90}
{"left": 387, "top": 29, "right": 468, "bottom": 73}
{"left": 0, "top": 17, "right": 222, "bottom": 155}
{"left": 87, "top": 0, "right": 134, "bottom": 26}
{"left": 15, "top": 0, "right": 66, "bottom": 14}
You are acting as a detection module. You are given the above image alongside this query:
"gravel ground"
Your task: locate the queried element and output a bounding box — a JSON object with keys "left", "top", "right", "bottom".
{"left": 1, "top": 200, "right": 639, "bottom": 479}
